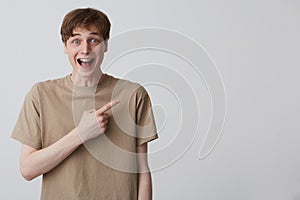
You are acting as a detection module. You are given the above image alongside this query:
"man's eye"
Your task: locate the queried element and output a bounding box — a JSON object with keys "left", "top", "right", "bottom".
{"left": 91, "top": 38, "right": 99, "bottom": 43}
{"left": 72, "top": 39, "right": 80, "bottom": 45}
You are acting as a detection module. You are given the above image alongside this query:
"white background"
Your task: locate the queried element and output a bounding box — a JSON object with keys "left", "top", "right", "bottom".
{"left": 1, "top": 0, "right": 300, "bottom": 199}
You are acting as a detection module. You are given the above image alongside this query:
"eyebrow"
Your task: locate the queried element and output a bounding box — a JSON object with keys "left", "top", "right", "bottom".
{"left": 71, "top": 32, "right": 100, "bottom": 37}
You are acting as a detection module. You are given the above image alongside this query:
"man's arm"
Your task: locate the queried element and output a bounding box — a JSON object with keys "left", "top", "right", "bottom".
{"left": 19, "top": 100, "right": 119, "bottom": 181}
{"left": 137, "top": 143, "right": 153, "bottom": 200}
{"left": 20, "top": 129, "right": 81, "bottom": 181}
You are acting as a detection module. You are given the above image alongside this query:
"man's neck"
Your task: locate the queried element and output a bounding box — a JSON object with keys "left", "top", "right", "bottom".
{"left": 71, "top": 69, "right": 103, "bottom": 87}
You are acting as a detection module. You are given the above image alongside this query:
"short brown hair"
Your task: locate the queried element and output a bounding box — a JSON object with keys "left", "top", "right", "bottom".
{"left": 60, "top": 8, "right": 111, "bottom": 43}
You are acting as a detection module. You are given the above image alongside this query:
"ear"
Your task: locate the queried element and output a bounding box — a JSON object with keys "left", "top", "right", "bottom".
{"left": 63, "top": 43, "right": 68, "bottom": 54}
{"left": 104, "top": 40, "right": 108, "bottom": 52}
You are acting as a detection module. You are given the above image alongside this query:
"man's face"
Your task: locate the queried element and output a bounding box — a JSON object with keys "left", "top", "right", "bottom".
{"left": 64, "top": 26, "right": 107, "bottom": 78}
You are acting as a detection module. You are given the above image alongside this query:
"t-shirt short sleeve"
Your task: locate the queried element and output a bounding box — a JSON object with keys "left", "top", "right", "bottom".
{"left": 11, "top": 84, "right": 42, "bottom": 149}
{"left": 135, "top": 86, "right": 158, "bottom": 146}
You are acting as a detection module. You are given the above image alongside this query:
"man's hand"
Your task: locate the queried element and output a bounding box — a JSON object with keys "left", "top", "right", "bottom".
{"left": 76, "top": 99, "right": 120, "bottom": 143}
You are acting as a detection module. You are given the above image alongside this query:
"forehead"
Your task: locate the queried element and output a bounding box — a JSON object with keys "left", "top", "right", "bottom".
{"left": 72, "top": 25, "right": 101, "bottom": 35}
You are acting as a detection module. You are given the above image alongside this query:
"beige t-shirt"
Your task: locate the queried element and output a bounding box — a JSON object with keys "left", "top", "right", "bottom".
{"left": 12, "top": 74, "right": 158, "bottom": 200}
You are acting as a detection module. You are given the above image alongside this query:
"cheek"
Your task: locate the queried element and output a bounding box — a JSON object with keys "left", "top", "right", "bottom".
{"left": 66, "top": 50, "right": 79, "bottom": 66}
{"left": 94, "top": 43, "right": 106, "bottom": 53}
{"left": 67, "top": 49, "right": 79, "bottom": 58}
{"left": 65, "top": 43, "right": 78, "bottom": 54}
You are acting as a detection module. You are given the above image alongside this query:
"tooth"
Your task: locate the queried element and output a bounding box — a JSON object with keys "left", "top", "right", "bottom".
{"left": 79, "top": 58, "right": 92, "bottom": 63}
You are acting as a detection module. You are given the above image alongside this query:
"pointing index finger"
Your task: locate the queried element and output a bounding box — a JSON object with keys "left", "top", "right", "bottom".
{"left": 96, "top": 99, "right": 120, "bottom": 115}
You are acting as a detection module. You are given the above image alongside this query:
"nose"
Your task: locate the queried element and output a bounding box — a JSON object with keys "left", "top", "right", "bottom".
{"left": 80, "top": 41, "right": 91, "bottom": 54}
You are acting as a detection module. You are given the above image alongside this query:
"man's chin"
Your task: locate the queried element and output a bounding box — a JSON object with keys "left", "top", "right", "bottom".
{"left": 77, "top": 69, "right": 94, "bottom": 77}
{"left": 77, "top": 66, "right": 101, "bottom": 77}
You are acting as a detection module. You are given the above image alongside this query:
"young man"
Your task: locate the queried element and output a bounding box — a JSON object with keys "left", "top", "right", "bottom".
{"left": 12, "top": 8, "right": 158, "bottom": 200}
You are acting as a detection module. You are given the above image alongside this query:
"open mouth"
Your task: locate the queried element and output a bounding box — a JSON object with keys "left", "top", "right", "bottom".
{"left": 77, "top": 58, "right": 94, "bottom": 67}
